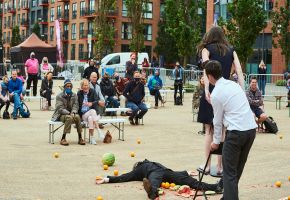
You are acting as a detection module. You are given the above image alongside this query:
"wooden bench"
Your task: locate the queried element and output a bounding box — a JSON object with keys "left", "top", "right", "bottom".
{"left": 48, "top": 118, "right": 126, "bottom": 144}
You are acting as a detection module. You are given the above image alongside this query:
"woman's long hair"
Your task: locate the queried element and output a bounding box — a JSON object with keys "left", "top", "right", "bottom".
{"left": 197, "top": 26, "right": 230, "bottom": 57}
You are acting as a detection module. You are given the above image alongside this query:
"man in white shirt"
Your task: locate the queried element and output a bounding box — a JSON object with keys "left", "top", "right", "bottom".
{"left": 205, "top": 60, "right": 257, "bottom": 200}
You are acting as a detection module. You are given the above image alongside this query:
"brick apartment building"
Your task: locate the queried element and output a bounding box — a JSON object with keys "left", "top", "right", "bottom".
{"left": 1, "top": 0, "right": 163, "bottom": 62}
{"left": 207, "top": 0, "right": 289, "bottom": 73}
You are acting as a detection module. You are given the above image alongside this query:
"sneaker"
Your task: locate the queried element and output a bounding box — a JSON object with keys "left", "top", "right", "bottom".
{"left": 129, "top": 117, "right": 135, "bottom": 125}
{"left": 78, "top": 138, "right": 86, "bottom": 145}
{"left": 134, "top": 117, "right": 139, "bottom": 125}
{"left": 90, "top": 137, "right": 97, "bottom": 145}
{"left": 143, "top": 178, "right": 152, "bottom": 197}
{"left": 60, "top": 139, "right": 69, "bottom": 146}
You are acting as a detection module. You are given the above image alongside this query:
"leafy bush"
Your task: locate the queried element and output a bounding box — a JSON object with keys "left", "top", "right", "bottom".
{"left": 276, "top": 80, "right": 287, "bottom": 86}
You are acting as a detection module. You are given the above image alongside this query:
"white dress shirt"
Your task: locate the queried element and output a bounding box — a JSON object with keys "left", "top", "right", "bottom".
{"left": 211, "top": 78, "right": 257, "bottom": 144}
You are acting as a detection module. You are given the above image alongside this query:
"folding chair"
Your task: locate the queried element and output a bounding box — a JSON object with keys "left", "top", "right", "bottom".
{"left": 193, "top": 142, "right": 224, "bottom": 200}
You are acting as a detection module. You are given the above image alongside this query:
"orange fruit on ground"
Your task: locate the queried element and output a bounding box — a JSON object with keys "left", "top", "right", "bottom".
{"left": 288, "top": 176, "right": 290, "bottom": 181}
{"left": 161, "top": 182, "right": 166, "bottom": 188}
{"left": 114, "top": 170, "right": 119, "bottom": 176}
{"left": 170, "top": 183, "right": 176, "bottom": 187}
{"left": 279, "top": 135, "right": 283, "bottom": 139}
{"left": 137, "top": 139, "right": 141, "bottom": 144}
{"left": 97, "top": 196, "right": 103, "bottom": 200}
{"left": 165, "top": 182, "right": 170, "bottom": 189}
{"left": 288, "top": 196, "right": 290, "bottom": 200}
{"left": 53, "top": 152, "right": 59, "bottom": 158}
{"left": 130, "top": 152, "right": 135, "bottom": 157}
{"left": 275, "top": 181, "right": 281, "bottom": 187}
{"left": 96, "top": 176, "right": 102, "bottom": 180}
{"left": 103, "top": 165, "right": 109, "bottom": 170}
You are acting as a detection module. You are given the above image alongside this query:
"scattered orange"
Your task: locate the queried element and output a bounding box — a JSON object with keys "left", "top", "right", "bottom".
{"left": 114, "top": 170, "right": 119, "bottom": 176}
{"left": 103, "top": 165, "right": 109, "bottom": 170}
{"left": 170, "top": 183, "right": 176, "bottom": 187}
{"left": 279, "top": 135, "right": 283, "bottom": 139}
{"left": 288, "top": 196, "right": 290, "bottom": 200}
{"left": 130, "top": 152, "right": 135, "bottom": 157}
{"left": 288, "top": 176, "right": 290, "bottom": 181}
{"left": 275, "top": 181, "right": 281, "bottom": 187}
{"left": 53, "top": 152, "right": 59, "bottom": 158}
{"left": 161, "top": 182, "right": 166, "bottom": 188}
{"left": 165, "top": 182, "right": 170, "bottom": 189}
{"left": 96, "top": 196, "right": 103, "bottom": 200}
{"left": 137, "top": 139, "right": 141, "bottom": 144}
{"left": 95, "top": 176, "right": 102, "bottom": 180}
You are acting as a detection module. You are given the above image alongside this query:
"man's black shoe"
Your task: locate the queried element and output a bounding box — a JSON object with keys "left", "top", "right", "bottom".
{"left": 215, "top": 179, "right": 223, "bottom": 194}
{"left": 129, "top": 117, "right": 135, "bottom": 125}
{"left": 134, "top": 117, "right": 139, "bottom": 125}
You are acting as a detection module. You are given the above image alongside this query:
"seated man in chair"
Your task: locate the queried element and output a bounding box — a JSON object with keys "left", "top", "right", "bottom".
{"left": 246, "top": 77, "right": 267, "bottom": 126}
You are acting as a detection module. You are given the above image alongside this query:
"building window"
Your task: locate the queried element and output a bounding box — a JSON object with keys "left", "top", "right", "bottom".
{"left": 17, "top": 14, "right": 20, "bottom": 25}
{"left": 72, "top": 3, "right": 77, "bottom": 19}
{"left": 79, "top": 22, "right": 84, "bottom": 38}
{"left": 80, "top": 1, "right": 86, "bottom": 16}
{"left": 57, "top": 6, "right": 61, "bottom": 18}
{"left": 144, "top": 24, "right": 152, "bottom": 41}
{"left": 122, "top": 0, "right": 128, "bottom": 16}
{"left": 51, "top": 0, "right": 55, "bottom": 3}
{"left": 49, "top": 26, "right": 54, "bottom": 41}
{"left": 71, "top": 44, "right": 76, "bottom": 60}
{"left": 31, "top": 11, "right": 35, "bottom": 24}
{"left": 89, "top": 0, "right": 95, "bottom": 13}
{"left": 32, "top": 0, "right": 37, "bottom": 7}
{"left": 248, "top": 33, "right": 272, "bottom": 65}
{"left": 121, "top": 22, "right": 132, "bottom": 40}
{"left": 79, "top": 43, "right": 84, "bottom": 59}
{"left": 71, "top": 23, "right": 76, "bottom": 40}
{"left": 50, "top": 8, "right": 54, "bottom": 22}
{"left": 144, "top": 2, "right": 153, "bottom": 19}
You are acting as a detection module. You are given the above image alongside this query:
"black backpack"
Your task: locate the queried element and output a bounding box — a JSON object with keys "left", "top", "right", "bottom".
{"left": 2, "top": 110, "right": 10, "bottom": 119}
{"left": 263, "top": 116, "right": 278, "bottom": 134}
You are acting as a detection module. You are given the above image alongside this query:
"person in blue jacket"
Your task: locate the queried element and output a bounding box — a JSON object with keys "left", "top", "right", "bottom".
{"left": 148, "top": 69, "right": 165, "bottom": 109}
{"left": 8, "top": 70, "right": 24, "bottom": 119}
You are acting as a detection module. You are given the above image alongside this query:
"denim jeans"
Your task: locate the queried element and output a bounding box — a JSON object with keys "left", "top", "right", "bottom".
{"left": 126, "top": 101, "right": 148, "bottom": 119}
{"left": 106, "top": 96, "right": 120, "bottom": 108}
{"left": 12, "top": 93, "right": 25, "bottom": 117}
{"left": 258, "top": 79, "right": 266, "bottom": 96}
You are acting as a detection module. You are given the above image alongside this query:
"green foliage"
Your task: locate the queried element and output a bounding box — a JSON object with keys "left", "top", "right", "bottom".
{"left": 154, "top": 21, "right": 179, "bottom": 65}
{"left": 271, "top": 1, "right": 290, "bottom": 69}
{"left": 275, "top": 79, "right": 286, "bottom": 86}
{"left": 32, "top": 23, "right": 41, "bottom": 38}
{"left": 125, "top": 0, "right": 148, "bottom": 53}
{"left": 218, "top": 0, "right": 267, "bottom": 71}
{"left": 94, "top": 0, "right": 117, "bottom": 60}
{"left": 164, "top": 0, "right": 204, "bottom": 66}
{"left": 11, "top": 26, "right": 21, "bottom": 46}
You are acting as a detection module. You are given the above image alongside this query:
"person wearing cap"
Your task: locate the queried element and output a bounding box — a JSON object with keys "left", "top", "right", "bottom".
{"left": 51, "top": 79, "right": 86, "bottom": 146}
{"left": 25, "top": 52, "right": 39, "bottom": 96}
{"left": 40, "top": 71, "right": 54, "bottom": 110}
{"left": 83, "top": 59, "right": 100, "bottom": 81}
{"left": 40, "top": 57, "right": 54, "bottom": 79}
{"left": 147, "top": 69, "right": 165, "bottom": 109}
{"left": 123, "top": 71, "right": 148, "bottom": 125}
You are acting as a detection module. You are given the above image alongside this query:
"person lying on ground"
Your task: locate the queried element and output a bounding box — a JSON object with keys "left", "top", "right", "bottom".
{"left": 96, "top": 159, "right": 223, "bottom": 200}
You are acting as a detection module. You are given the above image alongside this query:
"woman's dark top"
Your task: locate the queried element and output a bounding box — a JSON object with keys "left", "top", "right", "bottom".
{"left": 258, "top": 67, "right": 267, "bottom": 81}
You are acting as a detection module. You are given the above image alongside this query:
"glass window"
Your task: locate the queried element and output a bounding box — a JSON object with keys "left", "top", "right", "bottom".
{"left": 144, "top": 24, "right": 152, "bottom": 41}
{"left": 50, "top": 8, "right": 54, "bottom": 22}
{"left": 160, "top": 3, "right": 165, "bottom": 18}
{"left": 80, "top": 1, "right": 86, "bottom": 16}
{"left": 57, "top": 6, "right": 61, "bottom": 18}
{"left": 17, "top": 14, "right": 20, "bottom": 25}
{"left": 122, "top": 0, "right": 127, "bottom": 17}
{"left": 89, "top": 0, "right": 95, "bottom": 13}
{"left": 71, "top": 44, "right": 76, "bottom": 60}
{"left": 72, "top": 3, "right": 77, "bottom": 19}
{"left": 79, "top": 44, "right": 84, "bottom": 59}
{"left": 144, "top": 2, "right": 153, "bottom": 19}
{"left": 121, "top": 22, "right": 132, "bottom": 40}
{"left": 51, "top": 0, "right": 55, "bottom": 3}
{"left": 49, "top": 26, "right": 54, "bottom": 41}
{"left": 107, "top": 56, "right": 120, "bottom": 65}
{"left": 71, "top": 23, "right": 76, "bottom": 40}
{"left": 32, "top": 0, "right": 37, "bottom": 7}
{"left": 79, "top": 22, "right": 84, "bottom": 38}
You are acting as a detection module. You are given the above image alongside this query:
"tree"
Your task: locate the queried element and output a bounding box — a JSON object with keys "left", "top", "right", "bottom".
{"left": 32, "top": 23, "right": 41, "bottom": 38}
{"left": 125, "top": 0, "right": 148, "bottom": 53}
{"left": 11, "top": 25, "right": 21, "bottom": 46}
{"left": 218, "top": 0, "right": 267, "bottom": 71}
{"left": 154, "top": 21, "right": 179, "bottom": 66}
{"left": 94, "top": 0, "right": 117, "bottom": 60}
{"left": 164, "top": 0, "right": 204, "bottom": 66}
{"left": 271, "top": 1, "right": 290, "bottom": 69}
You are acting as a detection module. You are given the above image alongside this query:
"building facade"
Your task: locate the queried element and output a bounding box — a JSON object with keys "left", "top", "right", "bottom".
{"left": 206, "top": 0, "right": 288, "bottom": 73}
{"left": 2, "top": 0, "right": 162, "bottom": 62}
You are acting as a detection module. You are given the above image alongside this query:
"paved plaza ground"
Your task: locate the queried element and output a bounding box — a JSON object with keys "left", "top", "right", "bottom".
{"left": 0, "top": 81, "right": 289, "bottom": 200}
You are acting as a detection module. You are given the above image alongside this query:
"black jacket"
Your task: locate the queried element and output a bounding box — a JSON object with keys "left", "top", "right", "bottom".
{"left": 100, "top": 78, "right": 115, "bottom": 97}
{"left": 40, "top": 78, "right": 53, "bottom": 94}
{"left": 123, "top": 80, "right": 145, "bottom": 104}
{"left": 77, "top": 88, "right": 100, "bottom": 117}
{"left": 83, "top": 66, "right": 100, "bottom": 80}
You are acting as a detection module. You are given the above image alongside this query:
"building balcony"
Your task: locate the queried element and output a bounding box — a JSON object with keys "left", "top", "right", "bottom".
{"left": 21, "top": 1, "right": 30, "bottom": 10}
{"left": 8, "top": 7, "right": 16, "bottom": 14}
{"left": 57, "top": 13, "right": 69, "bottom": 23}
{"left": 62, "top": 31, "right": 69, "bottom": 43}
{"left": 21, "top": 19, "right": 29, "bottom": 27}
{"left": 39, "top": 0, "right": 49, "bottom": 6}
{"left": 58, "top": 0, "right": 70, "bottom": 2}
{"left": 38, "top": 17, "right": 48, "bottom": 25}
{"left": 106, "top": 9, "right": 118, "bottom": 18}
{"left": 80, "top": 8, "right": 96, "bottom": 18}
{"left": 79, "top": 51, "right": 89, "bottom": 60}
{"left": 79, "top": 30, "right": 95, "bottom": 40}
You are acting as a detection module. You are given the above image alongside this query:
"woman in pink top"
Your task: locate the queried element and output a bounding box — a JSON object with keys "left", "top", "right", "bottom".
{"left": 40, "top": 57, "right": 54, "bottom": 78}
{"left": 25, "top": 52, "right": 39, "bottom": 96}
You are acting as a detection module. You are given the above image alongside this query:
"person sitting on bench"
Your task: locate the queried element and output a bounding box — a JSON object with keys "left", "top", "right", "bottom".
{"left": 246, "top": 77, "right": 267, "bottom": 125}
{"left": 96, "top": 159, "right": 223, "bottom": 200}
{"left": 51, "top": 79, "right": 85, "bottom": 146}
{"left": 40, "top": 71, "right": 54, "bottom": 110}
{"left": 0, "top": 76, "right": 10, "bottom": 116}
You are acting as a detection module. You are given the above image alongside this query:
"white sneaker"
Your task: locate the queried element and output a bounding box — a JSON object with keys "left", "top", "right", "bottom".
{"left": 90, "top": 137, "right": 97, "bottom": 145}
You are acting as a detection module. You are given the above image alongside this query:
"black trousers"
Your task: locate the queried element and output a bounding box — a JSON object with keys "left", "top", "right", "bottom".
{"left": 174, "top": 80, "right": 183, "bottom": 103}
{"left": 40, "top": 90, "right": 52, "bottom": 106}
{"left": 288, "top": 90, "right": 290, "bottom": 106}
{"left": 150, "top": 89, "right": 162, "bottom": 106}
{"left": 0, "top": 99, "right": 10, "bottom": 112}
{"left": 222, "top": 129, "right": 256, "bottom": 200}
{"left": 26, "top": 74, "right": 38, "bottom": 96}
